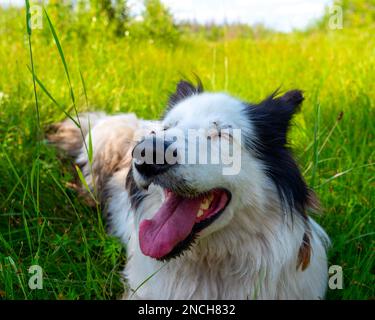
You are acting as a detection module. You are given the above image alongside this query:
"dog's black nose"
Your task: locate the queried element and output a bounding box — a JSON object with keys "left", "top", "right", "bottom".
{"left": 132, "top": 136, "right": 177, "bottom": 177}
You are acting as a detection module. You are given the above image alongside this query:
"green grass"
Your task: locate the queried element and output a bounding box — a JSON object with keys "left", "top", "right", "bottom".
{"left": 0, "top": 7, "right": 374, "bottom": 300}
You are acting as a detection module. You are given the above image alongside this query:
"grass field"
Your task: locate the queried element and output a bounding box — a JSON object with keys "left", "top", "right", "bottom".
{"left": 0, "top": 4, "right": 374, "bottom": 300}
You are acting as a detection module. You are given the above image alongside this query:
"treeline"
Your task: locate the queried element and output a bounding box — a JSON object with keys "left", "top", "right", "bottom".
{"left": 37, "top": 0, "right": 277, "bottom": 43}
{"left": 41, "top": 0, "right": 179, "bottom": 43}
{"left": 314, "top": 0, "right": 375, "bottom": 30}
{"left": 2, "top": 0, "right": 373, "bottom": 44}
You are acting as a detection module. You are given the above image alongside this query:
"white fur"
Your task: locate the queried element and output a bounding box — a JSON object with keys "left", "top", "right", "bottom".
{"left": 67, "top": 93, "right": 330, "bottom": 300}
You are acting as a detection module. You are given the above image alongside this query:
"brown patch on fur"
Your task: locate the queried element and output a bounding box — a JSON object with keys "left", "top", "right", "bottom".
{"left": 90, "top": 126, "right": 136, "bottom": 202}
{"left": 47, "top": 113, "right": 141, "bottom": 207}
{"left": 296, "top": 190, "right": 319, "bottom": 271}
{"left": 295, "top": 190, "right": 319, "bottom": 271}
{"left": 297, "top": 232, "right": 312, "bottom": 271}
{"left": 307, "top": 189, "right": 321, "bottom": 213}
{"left": 47, "top": 118, "right": 95, "bottom": 206}
{"left": 47, "top": 122, "right": 83, "bottom": 157}
{"left": 47, "top": 112, "right": 106, "bottom": 157}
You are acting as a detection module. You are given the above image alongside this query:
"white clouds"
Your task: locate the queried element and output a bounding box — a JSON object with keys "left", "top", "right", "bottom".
{"left": 159, "top": 0, "right": 333, "bottom": 31}
{"left": 2, "top": 0, "right": 333, "bottom": 32}
{"left": 0, "top": 0, "right": 24, "bottom": 6}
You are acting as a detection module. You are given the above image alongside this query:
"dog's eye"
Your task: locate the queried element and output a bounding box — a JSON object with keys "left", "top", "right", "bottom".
{"left": 207, "top": 128, "right": 218, "bottom": 139}
{"left": 163, "top": 122, "right": 178, "bottom": 131}
{"left": 219, "top": 126, "right": 234, "bottom": 141}
{"left": 218, "top": 131, "right": 232, "bottom": 138}
{"left": 207, "top": 123, "right": 234, "bottom": 141}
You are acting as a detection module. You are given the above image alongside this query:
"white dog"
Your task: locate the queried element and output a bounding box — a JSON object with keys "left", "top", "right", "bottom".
{"left": 49, "top": 79, "right": 330, "bottom": 299}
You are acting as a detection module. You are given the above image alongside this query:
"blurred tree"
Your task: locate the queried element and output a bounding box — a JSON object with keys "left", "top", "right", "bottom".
{"left": 96, "top": 0, "right": 115, "bottom": 20}
{"left": 340, "top": 0, "right": 375, "bottom": 28}
{"left": 69, "top": 0, "right": 129, "bottom": 37}
{"left": 314, "top": 0, "right": 375, "bottom": 30}
{"left": 86, "top": 0, "right": 129, "bottom": 36}
{"left": 45, "top": 0, "right": 75, "bottom": 38}
{"left": 141, "top": 0, "right": 180, "bottom": 43}
{"left": 113, "top": 0, "right": 131, "bottom": 36}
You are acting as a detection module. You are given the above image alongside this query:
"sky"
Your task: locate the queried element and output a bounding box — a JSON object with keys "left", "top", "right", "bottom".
{"left": 1, "top": 0, "right": 333, "bottom": 32}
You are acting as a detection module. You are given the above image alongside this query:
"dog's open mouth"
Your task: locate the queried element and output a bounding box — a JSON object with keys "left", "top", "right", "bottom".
{"left": 139, "top": 188, "right": 231, "bottom": 260}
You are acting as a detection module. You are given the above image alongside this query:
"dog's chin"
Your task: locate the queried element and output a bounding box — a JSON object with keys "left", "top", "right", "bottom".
{"left": 138, "top": 186, "right": 232, "bottom": 261}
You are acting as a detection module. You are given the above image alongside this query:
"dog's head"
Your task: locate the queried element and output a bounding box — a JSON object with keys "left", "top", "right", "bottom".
{"left": 128, "top": 79, "right": 312, "bottom": 261}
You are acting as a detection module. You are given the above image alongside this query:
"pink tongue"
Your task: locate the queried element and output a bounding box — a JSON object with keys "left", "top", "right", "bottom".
{"left": 139, "top": 193, "right": 202, "bottom": 259}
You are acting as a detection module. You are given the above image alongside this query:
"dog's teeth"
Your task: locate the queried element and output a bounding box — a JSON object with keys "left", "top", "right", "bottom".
{"left": 200, "top": 201, "right": 209, "bottom": 210}
{"left": 199, "top": 194, "right": 214, "bottom": 210}
{"left": 197, "top": 209, "right": 204, "bottom": 217}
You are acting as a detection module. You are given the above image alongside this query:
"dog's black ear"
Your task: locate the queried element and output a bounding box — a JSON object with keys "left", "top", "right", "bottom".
{"left": 276, "top": 89, "right": 304, "bottom": 116}
{"left": 247, "top": 89, "right": 304, "bottom": 147}
{"left": 168, "top": 78, "right": 204, "bottom": 108}
{"left": 245, "top": 89, "right": 308, "bottom": 216}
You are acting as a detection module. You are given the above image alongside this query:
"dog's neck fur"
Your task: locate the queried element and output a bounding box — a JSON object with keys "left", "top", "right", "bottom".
{"left": 48, "top": 112, "right": 329, "bottom": 300}
{"left": 123, "top": 191, "right": 313, "bottom": 299}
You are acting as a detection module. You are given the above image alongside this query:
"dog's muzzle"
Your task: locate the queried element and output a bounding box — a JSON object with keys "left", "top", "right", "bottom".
{"left": 132, "top": 136, "right": 177, "bottom": 178}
